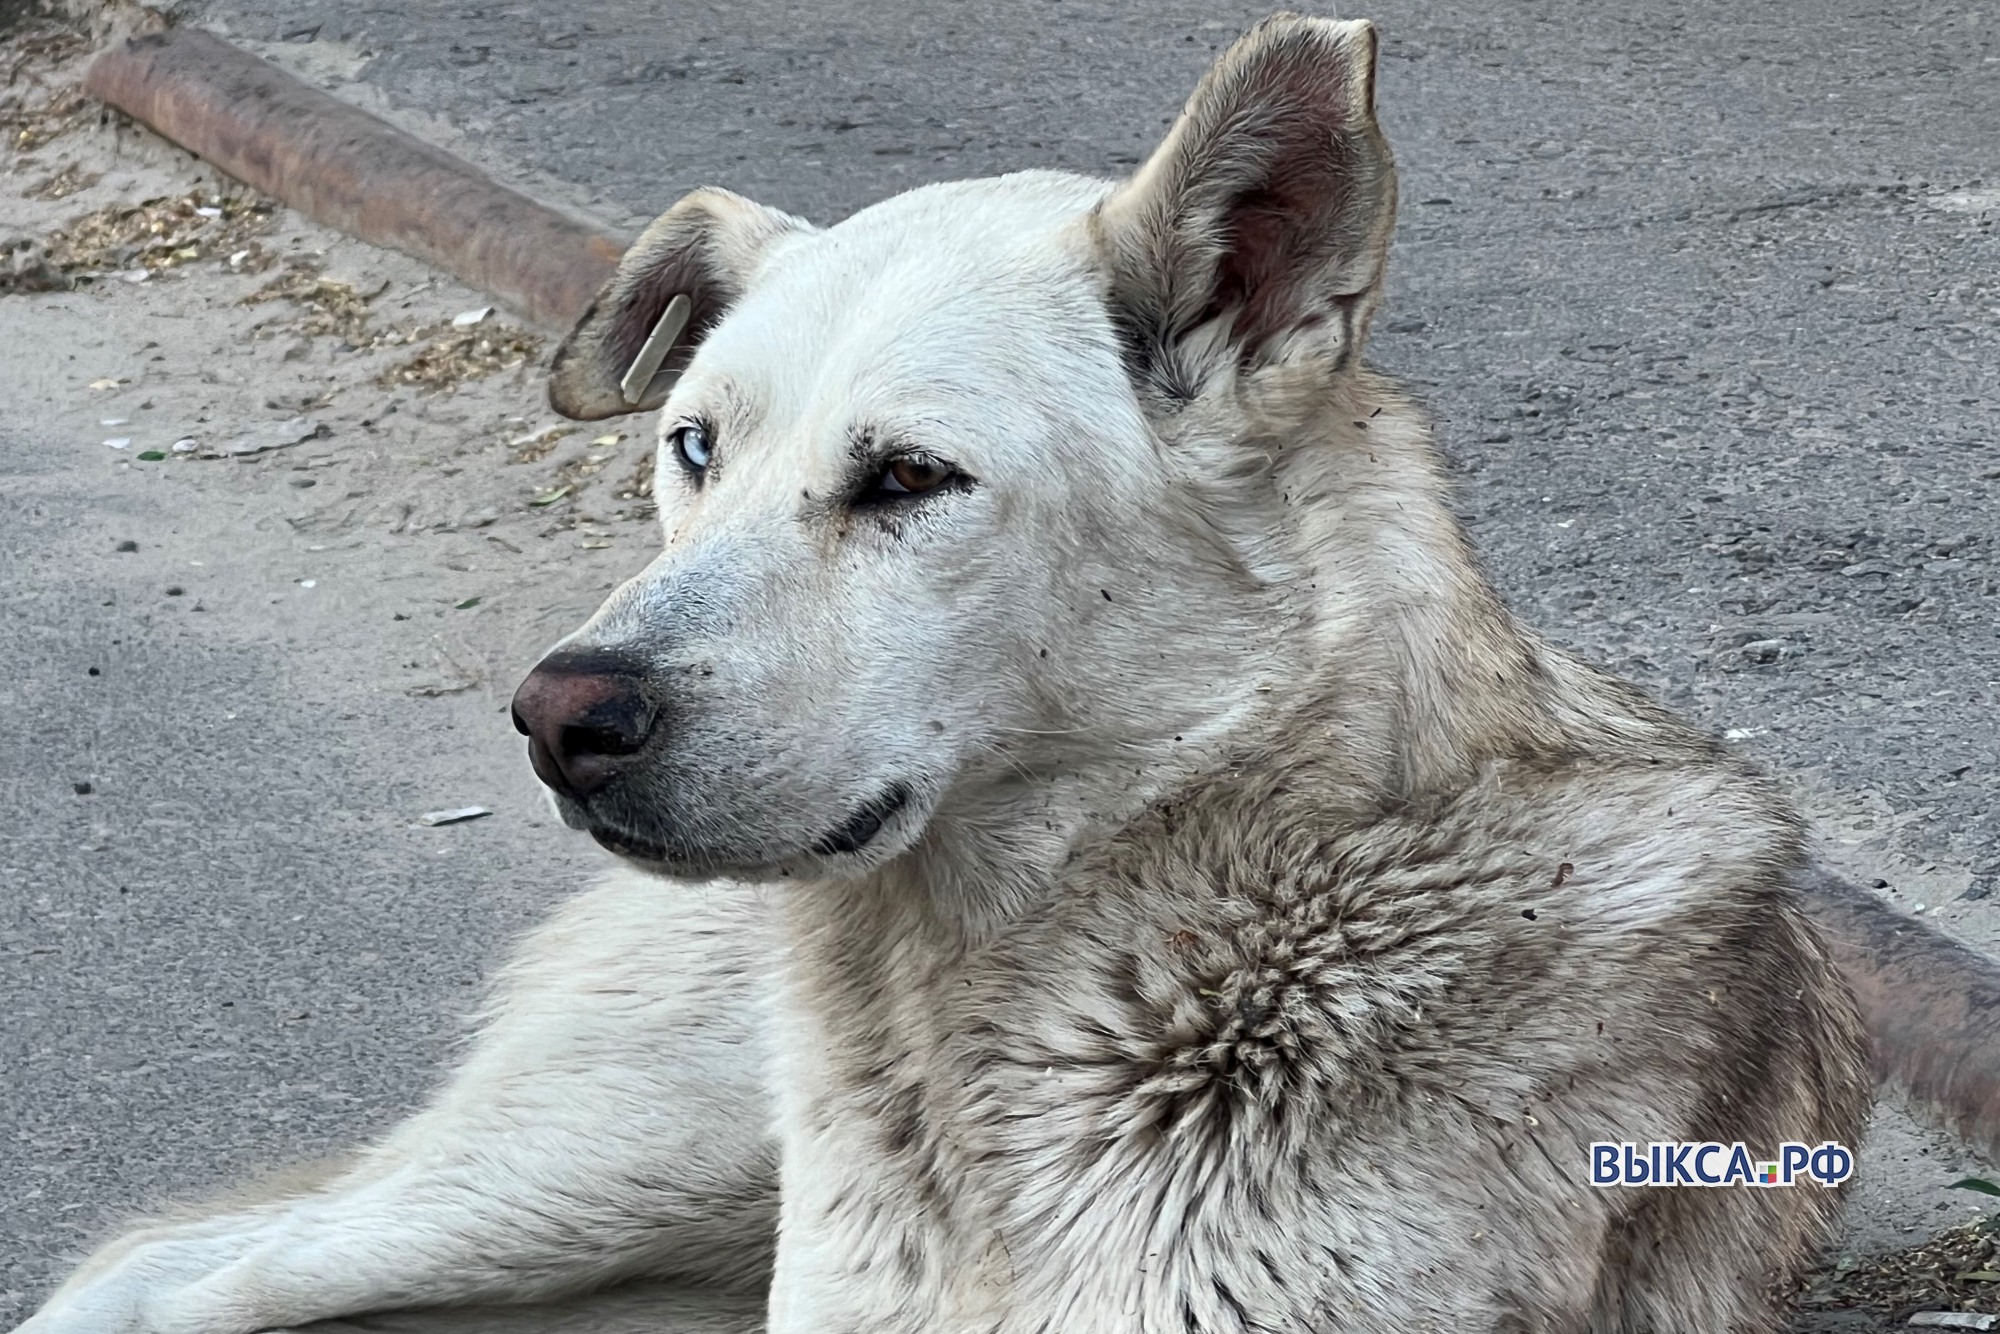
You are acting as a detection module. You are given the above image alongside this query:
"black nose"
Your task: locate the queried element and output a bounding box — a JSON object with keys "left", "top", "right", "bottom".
{"left": 510, "top": 649, "right": 657, "bottom": 800}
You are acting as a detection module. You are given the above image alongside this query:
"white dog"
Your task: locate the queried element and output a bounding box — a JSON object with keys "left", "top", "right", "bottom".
{"left": 18, "top": 15, "right": 1867, "bottom": 1334}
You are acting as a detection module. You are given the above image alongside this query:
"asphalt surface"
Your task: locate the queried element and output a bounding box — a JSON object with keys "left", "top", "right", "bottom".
{"left": 3, "top": 0, "right": 1996, "bottom": 1326}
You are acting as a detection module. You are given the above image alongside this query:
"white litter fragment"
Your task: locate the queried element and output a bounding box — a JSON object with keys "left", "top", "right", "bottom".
{"left": 451, "top": 306, "right": 492, "bottom": 328}
{"left": 507, "top": 425, "right": 571, "bottom": 450}
{"left": 1722, "top": 727, "right": 1766, "bottom": 741}
{"left": 1929, "top": 188, "right": 2000, "bottom": 216}
{"left": 298, "top": 579, "right": 317, "bottom": 589}
{"left": 171, "top": 438, "right": 198, "bottom": 453}
{"left": 87, "top": 378, "right": 124, "bottom": 390}
{"left": 104, "top": 437, "right": 132, "bottom": 449}
{"left": 1909, "top": 1313, "right": 1999, "bottom": 1330}
{"left": 228, "top": 249, "right": 251, "bottom": 267}
{"left": 195, "top": 205, "right": 224, "bottom": 219}
{"left": 100, "top": 417, "right": 129, "bottom": 427}
{"left": 204, "top": 416, "right": 328, "bottom": 458}
{"left": 418, "top": 806, "right": 492, "bottom": 827}
{"left": 117, "top": 268, "right": 151, "bottom": 284}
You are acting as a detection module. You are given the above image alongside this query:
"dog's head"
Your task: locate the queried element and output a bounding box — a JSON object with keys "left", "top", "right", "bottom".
{"left": 516, "top": 15, "right": 1399, "bottom": 881}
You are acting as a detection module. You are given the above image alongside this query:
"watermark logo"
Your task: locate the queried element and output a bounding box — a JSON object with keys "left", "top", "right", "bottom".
{"left": 1590, "top": 1141, "right": 1854, "bottom": 1188}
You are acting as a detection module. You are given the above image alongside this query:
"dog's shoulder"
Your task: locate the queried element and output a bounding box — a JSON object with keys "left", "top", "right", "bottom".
{"left": 980, "top": 739, "right": 1814, "bottom": 1121}
{"left": 1072, "top": 730, "right": 1806, "bottom": 951}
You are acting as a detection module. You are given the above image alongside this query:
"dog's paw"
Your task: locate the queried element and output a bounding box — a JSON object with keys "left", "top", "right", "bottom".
{"left": 14, "top": 1231, "right": 271, "bottom": 1334}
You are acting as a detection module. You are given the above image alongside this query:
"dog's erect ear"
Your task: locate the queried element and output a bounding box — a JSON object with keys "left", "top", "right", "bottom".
{"left": 1095, "top": 15, "right": 1396, "bottom": 397}
{"left": 548, "top": 189, "right": 813, "bottom": 421}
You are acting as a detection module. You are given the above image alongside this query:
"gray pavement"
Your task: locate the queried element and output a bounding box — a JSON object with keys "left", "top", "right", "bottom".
{"left": 2, "top": 0, "right": 1996, "bottom": 1327}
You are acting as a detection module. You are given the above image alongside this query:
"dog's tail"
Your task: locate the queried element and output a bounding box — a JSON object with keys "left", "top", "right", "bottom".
{"left": 1803, "top": 865, "right": 2000, "bottom": 1162}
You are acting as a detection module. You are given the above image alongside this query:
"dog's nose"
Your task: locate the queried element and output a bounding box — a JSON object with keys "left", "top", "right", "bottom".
{"left": 510, "top": 650, "right": 657, "bottom": 800}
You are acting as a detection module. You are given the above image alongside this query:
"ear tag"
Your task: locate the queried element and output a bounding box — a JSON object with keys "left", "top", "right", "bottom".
{"left": 619, "top": 292, "right": 693, "bottom": 406}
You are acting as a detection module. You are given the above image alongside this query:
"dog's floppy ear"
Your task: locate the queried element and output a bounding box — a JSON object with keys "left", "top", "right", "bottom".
{"left": 1095, "top": 14, "right": 1396, "bottom": 398}
{"left": 548, "top": 189, "right": 813, "bottom": 421}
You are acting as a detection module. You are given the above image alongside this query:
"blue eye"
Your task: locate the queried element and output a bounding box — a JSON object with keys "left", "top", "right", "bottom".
{"left": 671, "top": 422, "right": 711, "bottom": 473}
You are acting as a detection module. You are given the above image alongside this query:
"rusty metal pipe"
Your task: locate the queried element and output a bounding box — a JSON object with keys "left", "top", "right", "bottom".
{"left": 85, "top": 26, "right": 625, "bottom": 331}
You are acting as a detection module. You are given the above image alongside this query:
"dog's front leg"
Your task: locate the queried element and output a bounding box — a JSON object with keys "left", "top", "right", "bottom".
{"left": 14, "top": 874, "right": 779, "bottom": 1334}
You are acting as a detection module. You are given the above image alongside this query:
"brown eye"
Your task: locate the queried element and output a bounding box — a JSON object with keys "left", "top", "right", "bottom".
{"left": 878, "top": 457, "right": 953, "bottom": 497}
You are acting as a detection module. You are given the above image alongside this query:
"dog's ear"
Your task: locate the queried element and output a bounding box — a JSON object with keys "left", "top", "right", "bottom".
{"left": 1095, "top": 15, "right": 1396, "bottom": 398}
{"left": 548, "top": 189, "right": 813, "bottom": 420}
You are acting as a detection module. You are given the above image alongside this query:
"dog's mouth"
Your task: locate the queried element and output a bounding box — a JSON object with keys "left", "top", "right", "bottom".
{"left": 811, "top": 784, "right": 910, "bottom": 857}
{"left": 588, "top": 824, "right": 677, "bottom": 864}
{"left": 578, "top": 783, "right": 913, "bottom": 873}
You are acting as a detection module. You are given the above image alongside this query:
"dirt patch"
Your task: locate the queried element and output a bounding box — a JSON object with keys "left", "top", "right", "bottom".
{"left": 1, "top": 6, "right": 662, "bottom": 570}
{"left": 2, "top": 21, "right": 546, "bottom": 403}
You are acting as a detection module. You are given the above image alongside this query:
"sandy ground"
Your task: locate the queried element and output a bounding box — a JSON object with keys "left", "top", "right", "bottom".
{"left": 1, "top": 11, "right": 1995, "bottom": 1332}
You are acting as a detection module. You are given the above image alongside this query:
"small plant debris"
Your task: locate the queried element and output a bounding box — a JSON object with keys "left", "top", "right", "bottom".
{"left": 508, "top": 425, "right": 576, "bottom": 463}
{"left": 616, "top": 451, "right": 656, "bottom": 506}
{"left": 25, "top": 163, "right": 99, "bottom": 201}
{"left": 39, "top": 190, "right": 276, "bottom": 280}
{"left": 4, "top": 70, "right": 91, "bottom": 157}
{"left": 242, "top": 261, "right": 378, "bottom": 344}
{"left": 546, "top": 439, "right": 625, "bottom": 496}
{"left": 2, "top": 11, "right": 90, "bottom": 149}
{"left": 377, "top": 325, "right": 543, "bottom": 393}
{"left": 1801, "top": 1217, "right": 2000, "bottom": 1319}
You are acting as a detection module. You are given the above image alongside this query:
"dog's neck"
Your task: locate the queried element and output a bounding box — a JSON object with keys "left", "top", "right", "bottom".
{"left": 798, "top": 366, "right": 1672, "bottom": 950}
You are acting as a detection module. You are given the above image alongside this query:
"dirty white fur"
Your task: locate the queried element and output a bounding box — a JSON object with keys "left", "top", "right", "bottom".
{"left": 16, "top": 15, "right": 1865, "bottom": 1334}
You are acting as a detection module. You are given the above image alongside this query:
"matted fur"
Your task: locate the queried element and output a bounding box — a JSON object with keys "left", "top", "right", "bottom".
{"left": 15, "top": 14, "right": 1866, "bottom": 1334}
